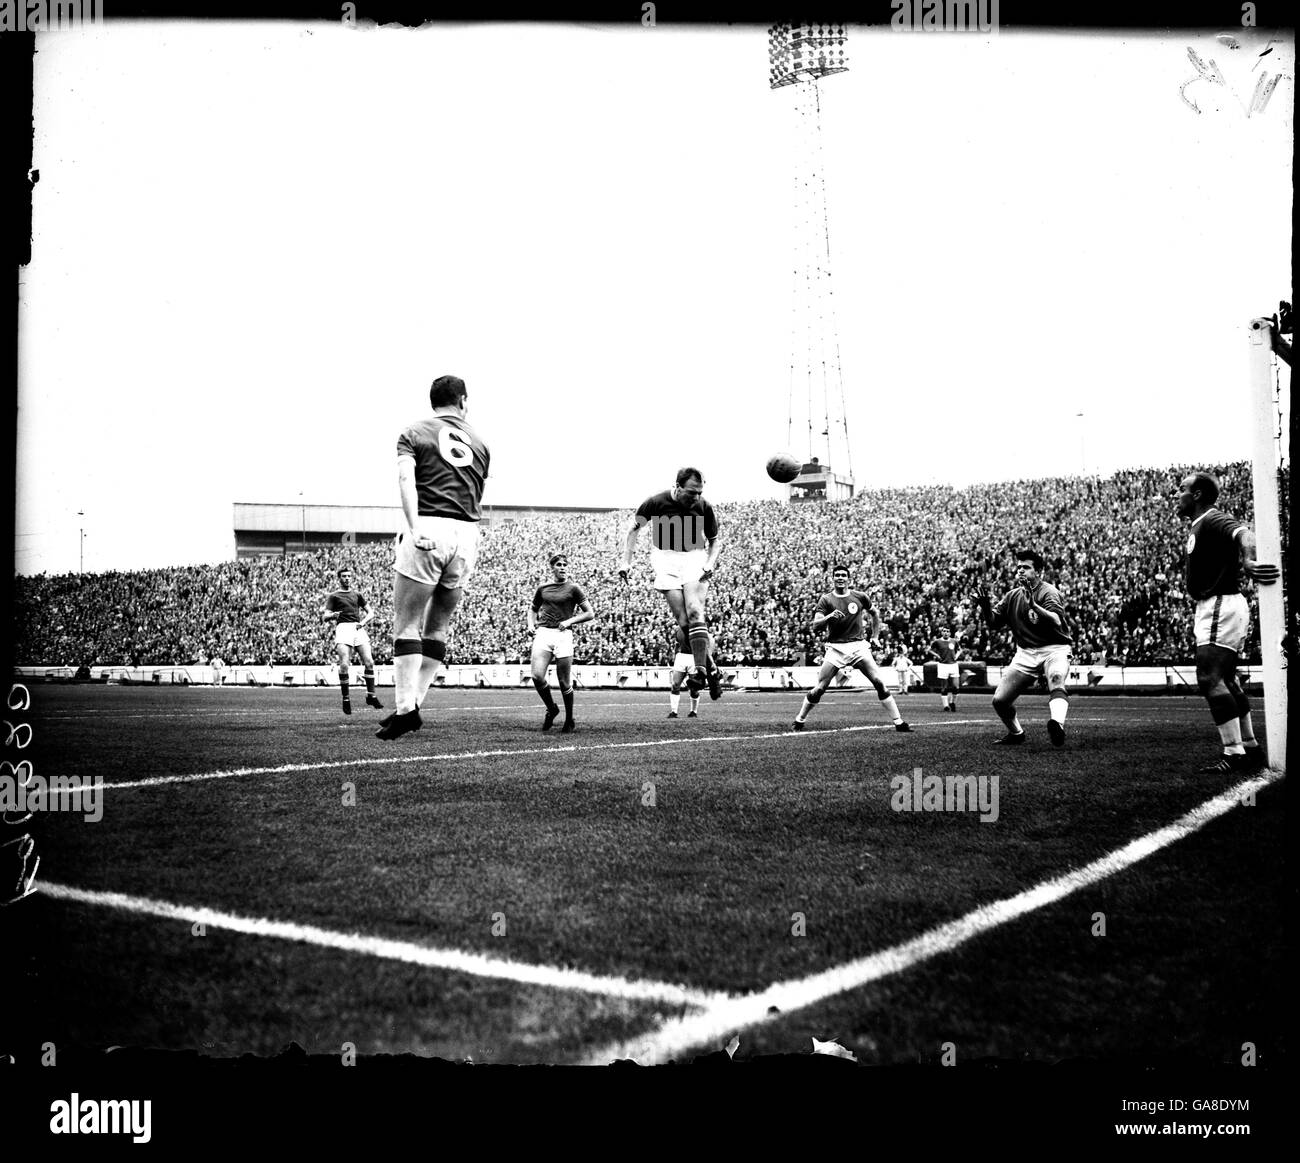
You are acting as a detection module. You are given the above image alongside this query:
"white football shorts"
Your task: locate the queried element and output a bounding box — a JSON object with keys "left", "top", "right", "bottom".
{"left": 933, "top": 662, "right": 960, "bottom": 681}
{"left": 1193, "top": 594, "right": 1249, "bottom": 653}
{"left": 1008, "top": 644, "right": 1072, "bottom": 686}
{"left": 651, "top": 548, "right": 708, "bottom": 592}
{"left": 823, "top": 641, "right": 872, "bottom": 671}
{"left": 670, "top": 651, "right": 697, "bottom": 674}
{"left": 532, "top": 627, "right": 575, "bottom": 660}
{"left": 394, "top": 516, "right": 480, "bottom": 589}
{"left": 334, "top": 623, "right": 371, "bottom": 649}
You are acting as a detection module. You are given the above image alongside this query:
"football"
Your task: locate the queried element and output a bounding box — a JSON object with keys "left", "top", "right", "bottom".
{"left": 766, "top": 454, "right": 801, "bottom": 484}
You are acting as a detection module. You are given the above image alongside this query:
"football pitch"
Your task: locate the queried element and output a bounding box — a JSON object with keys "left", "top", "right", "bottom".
{"left": 12, "top": 685, "right": 1285, "bottom": 1068}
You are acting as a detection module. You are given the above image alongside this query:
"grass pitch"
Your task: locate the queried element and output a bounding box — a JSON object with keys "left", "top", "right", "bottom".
{"left": 9, "top": 685, "right": 1285, "bottom": 1069}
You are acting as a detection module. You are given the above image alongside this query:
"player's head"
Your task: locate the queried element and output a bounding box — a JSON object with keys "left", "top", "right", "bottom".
{"left": 430, "top": 375, "right": 468, "bottom": 413}
{"left": 548, "top": 552, "right": 568, "bottom": 580}
{"left": 672, "top": 467, "right": 705, "bottom": 502}
{"left": 831, "top": 564, "right": 851, "bottom": 589}
{"left": 1175, "top": 471, "right": 1219, "bottom": 518}
{"left": 337, "top": 567, "right": 352, "bottom": 586}
{"left": 1014, "top": 549, "right": 1046, "bottom": 584}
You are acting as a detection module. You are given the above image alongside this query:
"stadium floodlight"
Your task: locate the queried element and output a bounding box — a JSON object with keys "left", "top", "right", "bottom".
{"left": 770, "top": 22, "right": 854, "bottom": 502}
{"left": 1247, "top": 316, "right": 1289, "bottom": 773}
{"left": 768, "top": 22, "right": 848, "bottom": 89}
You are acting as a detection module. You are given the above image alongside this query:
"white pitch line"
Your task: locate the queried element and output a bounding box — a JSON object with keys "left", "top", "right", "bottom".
{"left": 80, "top": 719, "right": 996, "bottom": 791}
{"left": 35, "top": 881, "right": 726, "bottom": 1009}
{"left": 580, "top": 769, "right": 1285, "bottom": 1065}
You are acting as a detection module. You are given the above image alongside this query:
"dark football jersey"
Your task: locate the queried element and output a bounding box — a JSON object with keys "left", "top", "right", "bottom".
{"left": 1185, "top": 509, "right": 1245, "bottom": 599}
{"left": 634, "top": 490, "right": 719, "bottom": 552}
{"left": 928, "top": 637, "right": 958, "bottom": 664}
{"left": 816, "top": 589, "right": 875, "bottom": 644}
{"left": 532, "top": 582, "right": 588, "bottom": 628}
{"left": 988, "top": 582, "right": 1072, "bottom": 648}
{"left": 397, "top": 414, "right": 490, "bottom": 522}
{"left": 326, "top": 590, "right": 367, "bottom": 624}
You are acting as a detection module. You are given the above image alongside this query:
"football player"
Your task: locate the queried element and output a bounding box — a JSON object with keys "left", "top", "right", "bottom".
{"left": 619, "top": 467, "right": 725, "bottom": 700}
{"left": 793, "top": 566, "right": 912, "bottom": 733}
{"left": 974, "top": 549, "right": 1072, "bottom": 746}
{"left": 322, "top": 567, "right": 382, "bottom": 715}
{"left": 926, "top": 628, "right": 961, "bottom": 711}
{"left": 528, "top": 553, "right": 595, "bottom": 733}
{"left": 379, "top": 374, "right": 490, "bottom": 740}
{"left": 1174, "top": 470, "right": 1279, "bottom": 771}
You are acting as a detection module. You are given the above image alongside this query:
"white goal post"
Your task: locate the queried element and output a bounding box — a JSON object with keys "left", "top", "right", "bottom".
{"left": 1247, "top": 317, "right": 1288, "bottom": 773}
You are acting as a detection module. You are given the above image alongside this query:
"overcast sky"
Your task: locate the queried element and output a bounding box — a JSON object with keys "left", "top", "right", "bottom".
{"left": 16, "top": 19, "right": 1293, "bottom": 575}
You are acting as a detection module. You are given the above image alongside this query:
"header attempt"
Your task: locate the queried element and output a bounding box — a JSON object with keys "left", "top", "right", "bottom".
{"left": 768, "top": 23, "right": 849, "bottom": 89}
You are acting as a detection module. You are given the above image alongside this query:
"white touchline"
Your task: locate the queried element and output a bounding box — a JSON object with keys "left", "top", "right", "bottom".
{"left": 70, "top": 719, "right": 1000, "bottom": 792}
{"left": 579, "top": 770, "right": 1285, "bottom": 1066}
{"left": 35, "top": 881, "right": 727, "bottom": 1009}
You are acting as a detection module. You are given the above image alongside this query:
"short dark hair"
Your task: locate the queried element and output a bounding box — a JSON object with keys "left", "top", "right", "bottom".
{"left": 675, "top": 467, "right": 704, "bottom": 488}
{"left": 1015, "top": 549, "right": 1046, "bottom": 572}
{"left": 430, "top": 375, "right": 468, "bottom": 409}
{"left": 337, "top": 567, "right": 351, "bottom": 577}
{"left": 831, "top": 564, "right": 851, "bottom": 575}
{"left": 1187, "top": 471, "right": 1220, "bottom": 506}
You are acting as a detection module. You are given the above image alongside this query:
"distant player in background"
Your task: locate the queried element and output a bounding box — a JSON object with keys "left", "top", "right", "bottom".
{"left": 322, "top": 567, "right": 381, "bottom": 715}
{"left": 974, "top": 549, "right": 1072, "bottom": 746}
{"left": 528, "top": 553, "right": 595, "bottom": 734}
{"left": 667, "top": 627, "right": 703, "bottom": 719}
{"left": 1174, "top": 471, "right": 1279, "bottom": 772}
{"left": 378, "top": 374, "right": 490, "bottom": 740}
{"left": 793, "top": 566, "right": 911, "bottom": 733}
{"left": 926, "top": 628, "right": 961, "bottom": 711}
{"left": 620, "top": 467, "right": 724, "bottom": 701}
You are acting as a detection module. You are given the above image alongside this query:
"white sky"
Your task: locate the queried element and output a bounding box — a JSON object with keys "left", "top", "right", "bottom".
{"left": 16, "top": 20, "right": 1294, "bottom": 575}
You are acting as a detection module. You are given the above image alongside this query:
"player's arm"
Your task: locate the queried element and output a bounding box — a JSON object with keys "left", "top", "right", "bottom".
{"left": 809, "top": 596, "right": 842, "bottom": 632}
{"left": 1237, "top": 527, "right": 1280, "bottom": 584}
{"left": 561, "top": 600, "right": 596, "bottom": 631}
{"left": 322, "top": 594, "right": 340, "bottom": 622}
{"left": 619, "top": 515, "right": 648, "bottom": 581}
{"left": 528, "top": 588, "right": 543, "bottom": 634}
{"left": 357, "top": 596, "right": 374, "bottom": 629}
{"left": 398, "top": 454, "right": 434, "bottom": 550}
{"left": 1024, "top": 590, "right": 1063, "bottom": 627}
{"left": 700, "top": 532, "right": 723, "bottom": 581}
{"left": 974, "top": 585, "right": 1007, "bottom": 629}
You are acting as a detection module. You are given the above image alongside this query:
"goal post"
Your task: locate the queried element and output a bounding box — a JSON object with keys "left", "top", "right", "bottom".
{"left": 1247, "top": 317, "right": 1288, "bottom": 773}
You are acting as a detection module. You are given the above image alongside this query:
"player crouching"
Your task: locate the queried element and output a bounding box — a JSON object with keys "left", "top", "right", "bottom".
{"left": 793, "top": 566, "right": 911, "bottom": 733}
{"left": 528, "top": 553, "right": 595, "bottom": 734}
{"left": 667, "top": 627, "right": 703, "bottom": 718}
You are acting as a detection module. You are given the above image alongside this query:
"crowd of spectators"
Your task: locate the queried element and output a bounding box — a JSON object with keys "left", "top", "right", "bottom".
{"left": 14, "top": 462, "right": 1284, "bottom": 669}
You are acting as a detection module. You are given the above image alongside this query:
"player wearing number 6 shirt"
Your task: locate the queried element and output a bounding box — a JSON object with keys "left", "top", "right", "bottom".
{"left": 793, "top": 565, "right": 911, "bottom": 733}
{"left": 974, "top": 549, "right": 1073, "bottom": 747}
{"left": 619, "top": 467, "right": 725, "bottom": 700}
{"left": 528, "top": 553, "right": 595, "bottom": 734}
{"left": 378, "top": 374, "right": 490, "bottom": 741}
{"left": 1175, "top": 470, "right": 1279, "bottom": 772}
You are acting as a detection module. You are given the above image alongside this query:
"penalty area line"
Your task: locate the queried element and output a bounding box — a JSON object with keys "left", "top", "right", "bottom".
{"left": 580, "top": 768, "right": 1284, "bottom": 1066}
{"left": 34, "top": 881, "right": 726, "bottom": 1010}
{"left": 88, "top": 719, "right": 993, "bottom": 792}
